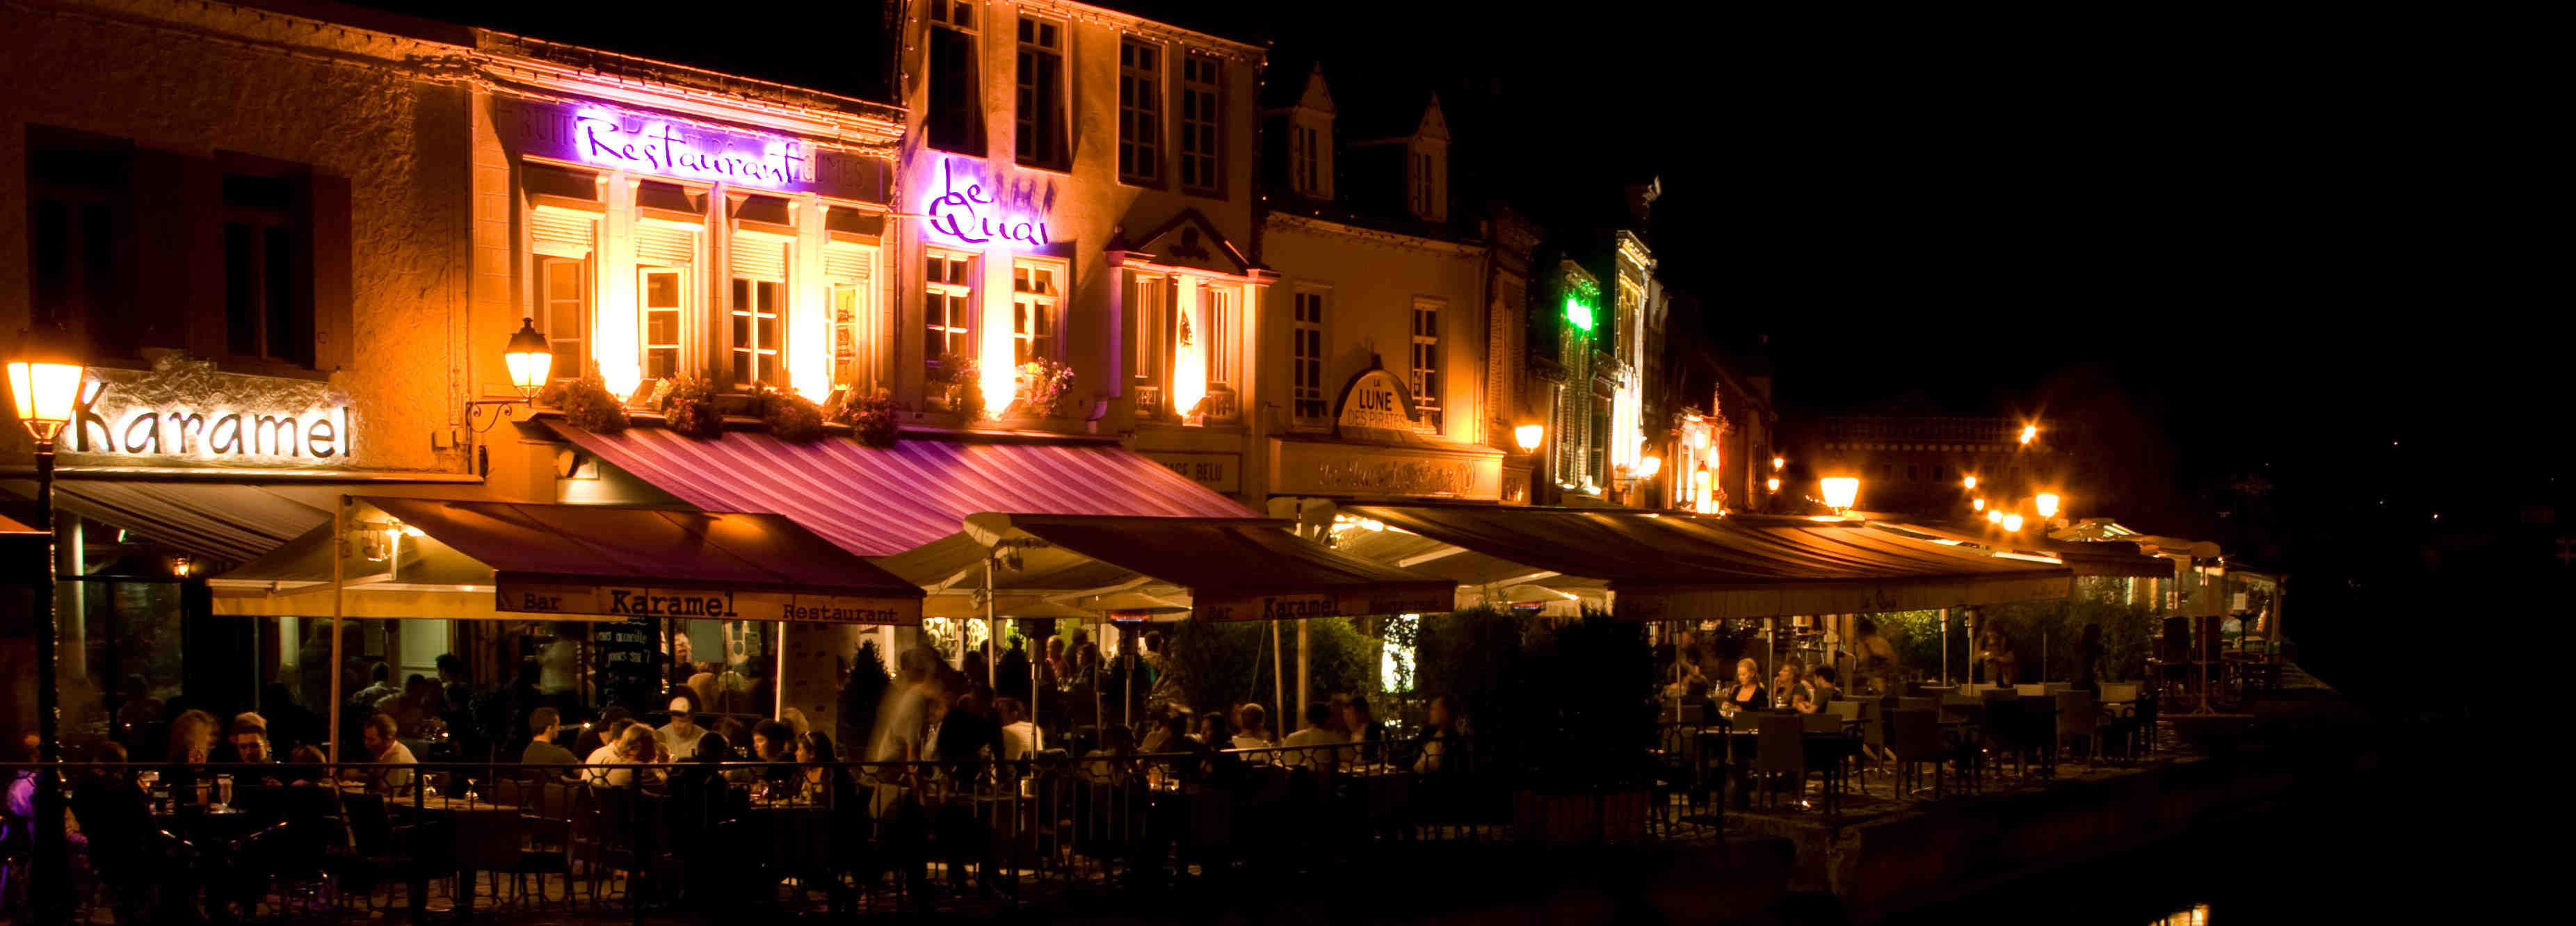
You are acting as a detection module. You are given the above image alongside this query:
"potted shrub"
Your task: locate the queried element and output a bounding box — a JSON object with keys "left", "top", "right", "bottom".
{"left": 659, "top": 373, "right": 723, "bottom": 439}
{"left": 1505, "top": 608, "right": 1657, "bottom": 845}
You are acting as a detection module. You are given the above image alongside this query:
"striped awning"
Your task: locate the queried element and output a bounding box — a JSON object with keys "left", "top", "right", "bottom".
{"left": 549, "top": 423, "right": 1257, "bottom": 557}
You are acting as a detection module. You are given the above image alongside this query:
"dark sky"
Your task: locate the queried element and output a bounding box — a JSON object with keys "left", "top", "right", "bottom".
{"left": 340, "top": 0, "right": 2555, "bottom": 533}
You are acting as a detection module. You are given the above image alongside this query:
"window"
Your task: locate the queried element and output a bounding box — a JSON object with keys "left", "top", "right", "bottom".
{"left": 221, "top": 173, "right": 313, "bottom": 367}
{"left": 1117, "top": 40, "right": 1162, "bottom": 183}
{"left": 640, "top": 268, "right": 684, "bottom": 380}
{"left": 26, "top": 137, "right": 133, "bottom": 349}
{"left": 830, "top": 283, "right": 867, "bottom": 391}
{"left": 1409, "top": 149, "right": 1433, "bottom": 217}
{"left": 1291, "top": 124, "right": 1319, "bottom": 196}
{"left": 1291, "top": 291, "right": 1326, "bottom": 422}
{"left": 1011, "top": 259, "right": 1061, "bottom": 363}
{"left": 1129, "top": 273, "right": 1167, "bottom": 407}
{"left": 727, "top": 278, "right": 782, "bottom": 386}
{"left": 1015, "top": 17, "right": 1067, "bottom": 168}
{"left": 538, "top": 257, "right": 588, "bottom": 380}
{"left": 1204, "top": 284, "right": 1237, "bottom": 393}
{"left": 1179, "top": 54, "right": 1222, "bottom": 194}
{"left": 927, "top": 0, "right": 982, "bottom": 153}
{"left": 1410, "top": 303, "right": 1442, "bottom": 432}
{"left": 1588, "top": 396, "right": 1611, "bottom": 489}
{"left": 926, "top": 250, "right": 976, "bottom": 373}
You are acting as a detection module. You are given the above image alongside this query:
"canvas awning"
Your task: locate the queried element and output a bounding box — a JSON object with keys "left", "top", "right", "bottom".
{"left": 1335, "top": 503, "right": 2073, "bottom": 621}
{"left": 1865, "top": 521, "right": 2176, "bottom": 578}
{"left": 876, "top": 513, "right": 1455, "bottom": 622}
{"left": 0, "top": 479, "right": 342, "bottom": 564}
{"left": 549, "top": 423, "right": 1256, "bottom": 557}
{"left": 214, "top": 496, "right": 922, "bottom": 624}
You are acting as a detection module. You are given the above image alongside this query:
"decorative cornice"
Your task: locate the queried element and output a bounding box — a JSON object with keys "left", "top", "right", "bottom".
{"left": 476, "top": 31, "right": 905, "bottom": 146}
{"left": 1020, "top": 0, "right": 1265, "bottom": 62}
{"left": 1266, "top": 212, "right": 1485, "bottom": 257}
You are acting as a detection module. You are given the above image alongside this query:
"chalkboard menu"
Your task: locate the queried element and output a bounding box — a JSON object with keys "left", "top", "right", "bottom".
{"left": 594, "top": 617, "right": 661, "bottom": 712}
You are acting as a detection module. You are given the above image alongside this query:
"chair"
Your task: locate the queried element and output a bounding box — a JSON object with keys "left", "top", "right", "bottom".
{"left": 494, "top": 779, "right": 575, "bottom": 910}
{"left": 2054, "top": 690, "right": 2097, "bottom": 767}
{"left": 1750, "top": 715, "right": 1808, "bottom": 809}
{"left": 447, "top": 809, "right": 523, "bottom": 912}
{"left": 1886, "top": 709, "right": 1947, "bottom": 799}
{"left": 2098, "top": 682, "right": 2143, "bottom": 763}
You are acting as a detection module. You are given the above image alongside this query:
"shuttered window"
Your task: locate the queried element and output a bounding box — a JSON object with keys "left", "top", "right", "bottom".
{"left": 530, "top": 207, "right": 596, "bottom": 259}
{"left": 823, "top": 243, "right": 873, "bottom": 282}
{"left": 730, "top": 234, "right": 787, "bottom": 281}
{"left": 636, "top": 223, "right": 695, "bottom": 268}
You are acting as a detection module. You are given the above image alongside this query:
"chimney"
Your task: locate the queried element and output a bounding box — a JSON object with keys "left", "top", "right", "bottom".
{"left": 1625, "top": 176, "right": 1663, "bottom": 227}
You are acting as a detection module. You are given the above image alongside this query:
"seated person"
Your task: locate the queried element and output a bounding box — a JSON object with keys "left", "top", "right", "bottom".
{"left": 586, "top": 724, "right": 659, "bottom": 788}
{"left": 1278, "top": 702, "right": 1348, "bottom": 770}
{"left": 342, "top": 713, "right": 417, "bottom": 796}
{"left": 1229, "top": 704, "right": 1277, "bottom": 752}
{"left": 522, "top": 708, "right": 579, "bottom": 768}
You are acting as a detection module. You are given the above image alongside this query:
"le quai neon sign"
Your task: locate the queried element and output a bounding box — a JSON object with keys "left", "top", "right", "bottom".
{"left": 924, "top": 159, "right": 1052, "bottom": 247}
{"left": 573, "top": 109, "right": 810, "bottom": 190}
{"left": 68, "top": 379, "right": 351, "bottom": 460}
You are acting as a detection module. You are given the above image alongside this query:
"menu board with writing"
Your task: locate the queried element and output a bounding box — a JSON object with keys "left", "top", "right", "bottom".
{"left": 592, "top": 618, "right": 660, "bottom": 713}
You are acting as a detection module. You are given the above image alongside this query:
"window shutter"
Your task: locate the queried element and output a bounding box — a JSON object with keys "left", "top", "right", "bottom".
{"left": 530, "top": 206, "right": 596, "bottom": 259}
{"left": 730, "top": 234, "right": 787, "bottom": 280}
{"left": 635, "top": 223, "right": 695, "bottom": 268}
{"left": 309, "top": 172, "right": 353, "bottom": 373}
{"left": 823, "top": 242, "right": 873, "bottom": 282}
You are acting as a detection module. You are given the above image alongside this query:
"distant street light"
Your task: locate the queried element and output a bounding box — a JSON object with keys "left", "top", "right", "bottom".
{"left": 1987, "top": 509, "right": 2004, "bottom": 524}
{"left": 2002, "top": 513, "right": 2024, "bottom": 532}
{"left": 1765, "top": 477, "right": 1780, "bottom": 492}
{"left": 2036, "top": 492, "right": 2061, "bottom": 519}
{"left": 1819, "top": 477, "right": 1859, "bottom": 513}
{"left": 2019, "top": 425, "right": 2037, "bottom": 446}
{"left": 1972, "top": 498, "right": 1986, "bottom": 512}
{"left": 1771, "top": 456, "right": 1785, "bottom": 471}
{"left": 1962, "top": 475, "right": 1977, "bottom": 489}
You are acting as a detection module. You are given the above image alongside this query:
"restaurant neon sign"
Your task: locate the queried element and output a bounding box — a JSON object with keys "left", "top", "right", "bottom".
{"left": 924, "top": 158, "right": 1052, "bottom": 247}
{"left": 572, "top": 108, "right": 809, "bottom": 189}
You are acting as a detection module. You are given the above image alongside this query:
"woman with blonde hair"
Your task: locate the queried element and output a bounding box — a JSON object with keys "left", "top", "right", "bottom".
{"left": 1720, "top": 658, "right": 1769, "bottom": 717}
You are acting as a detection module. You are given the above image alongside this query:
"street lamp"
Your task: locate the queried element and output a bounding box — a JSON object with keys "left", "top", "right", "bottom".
{"left": 2019, "top": 424, "right": 2037, "bottom": 446}
{"left": 2035, "top": 492, "right": 2061, "bottom": 519}
{"left": 1962, "top": 475, "right": 1977, "bottom": 490}
{"left": 466, "top": 318, "right": 554, "bottom": 432}
{"left": 1765, "top": 476, "right": 1780, "bottom": 492}
{"left": 1514, "top": 423, "right": 1544, "bottom": 453}
{"left": 1771, "top": 456, "right": 1785, "bottom": 471}
{"left": 7, "top": 337, "right": 83, "bottom": 923}
{"left": 1819, "top": 477, "right": 1859, "bottom": 514}
{"left": 1987, "top": 509, "right": 2004, "bottom": 524}
{"left": 1972, "top": 497, "right": 1986, "bottom": 512}
{"left": 2002, "top": 512, "right": 2024, "bottom": 532}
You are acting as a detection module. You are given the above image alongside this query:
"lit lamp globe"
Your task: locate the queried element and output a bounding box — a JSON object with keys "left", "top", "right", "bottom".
{"left": 1765, "top": 477, "right": 1780, "bottom": 492}
{"left": 504, "top": 318, "right": 554, "bottom": 398}
{"left": 1771, "top": 456, "right": 1785, "bottom": 471}
{"left": 1635, "top": 455, "right": 1661, "bottom": 479}
{"left": 2035, "top": 492, "right": 2061, "bottom": 519}
{"left": 2002, "top": 512, "right": 2024, "bottom": 532}
{"left": 7, "top": 349, "right": 86, "bottom": 443}
{"left": 1962, "top": 475, "right": 1977, "bottom": 490}
{"left": 1514, "top": 424, "right": 1544, "bottom": 453}
{"left": 1986, "top": 509, "right": 2004, "bottom": 524}
{"left": 1819, "top": 477, "right": 1859, "bottom": 513}
{"left": 1972, "top": 497, "right": 1986, "bottom": 512}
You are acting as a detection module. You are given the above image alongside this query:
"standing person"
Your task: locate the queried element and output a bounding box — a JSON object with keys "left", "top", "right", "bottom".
{"left": 1142, "top": 630, "right": 1179, "bottom": 713}
{"left": 1853, "top": 617, "right": 1897, "bottom": 696}
{"left": 1981, "top": 626, "right": 2018, "bottom": 688}
{"left": 2074, "top": 623, "right": 2104, "bottom": 694}
{"left": 996, "top": 635, "right": 1032, "bottom": 706}
{"left": 667, "top": 633, "right": 697, "bottom": 690}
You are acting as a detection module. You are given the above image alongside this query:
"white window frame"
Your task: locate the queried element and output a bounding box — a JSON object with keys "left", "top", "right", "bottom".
{"left": 828, "top": 281, "right": 870, "bottom": 393}
{"left": 639, "top": 266, "right": 687, "bottom": 382}
{"left": 536, "top": 255, "right": 588, "bottom": 381}
{"left": 1291, "top": 289, "right": 1326, "bottom": 425}
{"left": 727, "top": 276, "right": 784, "bottom": 387}
{"left": 1011, "top": 257, "right": 1064, "bottom": 364}
{"left": 926, "top": 248, "right": 976, "bottom": 375}
{"left": 1411, "top": 300, "right": 1442, "bottom": 433}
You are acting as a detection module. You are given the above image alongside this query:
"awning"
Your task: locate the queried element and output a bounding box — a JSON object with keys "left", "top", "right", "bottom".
{"left": 876, "top": 513, "right": 1456, "bottom": 622}
{"left": 0, "top": 479, "right": 339, "bottom": 564}
{"left": 1865, "top": 521, "right": 2175, "bottom": 578}
{"left": 1, "top": 511, "right": 45, "bottom": 585}
{"left": 1337, "top": 503, "right": 2073, "bottom": 621}
{"left": 549, "top": 423, "right": 1256, "bottom": 556}
{"left": 215, "top": 496, "right": 923, "bottom": 624}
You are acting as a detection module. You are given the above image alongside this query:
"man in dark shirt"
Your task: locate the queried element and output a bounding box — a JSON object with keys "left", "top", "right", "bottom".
{"left": 521, "top": 708, "right": 578, "bottom": 767}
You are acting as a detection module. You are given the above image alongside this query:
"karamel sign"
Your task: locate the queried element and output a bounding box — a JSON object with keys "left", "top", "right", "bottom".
{"left": 499, "top": 581, "right": 920, "bottom": 625}
{"left": 1196, "top": 587, "right": 1453, "bottom": 623}
{"left": 62, "top": 362, "right": 352, "bottom": 465}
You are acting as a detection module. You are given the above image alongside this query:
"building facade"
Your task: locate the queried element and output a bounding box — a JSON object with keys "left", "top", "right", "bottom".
{"left": 1249, "top": 65, "right": 1516, "bottom": 507}
{"left": 1529, "top": 226, "right": 1657, "bottom": 507}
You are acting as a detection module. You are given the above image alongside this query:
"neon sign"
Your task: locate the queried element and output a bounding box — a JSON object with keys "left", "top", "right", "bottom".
{"left": 572, "top": 109, "right": 810, "bottom": 189}
{"left": 924, "top": 159, "right": 1052, "bottom": 247}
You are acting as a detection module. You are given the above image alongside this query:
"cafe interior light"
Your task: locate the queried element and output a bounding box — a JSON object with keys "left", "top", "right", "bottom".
{"left": 2002, "top": 512, "right": 2024, "bottom": 532}
{"left": 1514, "top": 424, "right": 1544, "bottom": 452}
{"left": 1819, "top": 477, "right": 1859, "bottom": 512}
{"left": 2036, "top": 492, "right": 2061, "bottom": 519}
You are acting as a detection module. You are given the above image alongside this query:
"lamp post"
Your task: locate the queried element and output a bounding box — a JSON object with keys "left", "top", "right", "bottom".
{"left": 8, "top": 341, "right": 84, "bottom": 924}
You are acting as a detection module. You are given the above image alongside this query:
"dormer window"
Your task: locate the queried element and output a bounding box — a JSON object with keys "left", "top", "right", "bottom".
{"left": 1291, "top": 124, "right": 1321, "bottom": 197}
{"left": 1407, "top": 146, "right": 1442, "bottom": 220}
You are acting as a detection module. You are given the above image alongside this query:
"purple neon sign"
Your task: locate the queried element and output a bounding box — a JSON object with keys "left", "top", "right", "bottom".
{"left": 572, "top": 109, "right": 810, "bottom": 189}
{"left": 923, "top": 159, "right": 1051, "bottom": 247}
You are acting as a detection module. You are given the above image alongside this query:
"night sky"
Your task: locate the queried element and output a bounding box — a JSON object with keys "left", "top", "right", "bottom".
{"left": 332, "top": 1, "right": 2557, "bottom": 702}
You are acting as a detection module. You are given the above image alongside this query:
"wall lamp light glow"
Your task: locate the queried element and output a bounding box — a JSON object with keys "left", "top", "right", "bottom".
{"left": 1765, "top": 477, "right": 1780, "bottom": 492}
{"left": 1819, "top": 477, "right": 1859, "bottom": 512}
{"left": 1514, "top": 424, "right": 1544, "bottom": 452}
{"left": 1987, "top": 509, "right": 2004, "bottom": 524}
{"left": 1771, "top": 456, "right": 1785, "bottom": 471}
{"left": 2035, "top": 492, "right": 2061, "bottom": 519}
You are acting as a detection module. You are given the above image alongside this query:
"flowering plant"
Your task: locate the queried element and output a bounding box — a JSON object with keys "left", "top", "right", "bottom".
{"left": 827, "top": 388, "right": 903, "bottom": 448}
{"left": 1015, "top": 358, "right": 1077, "bottom": 418}
{"left": 659, "top": 373, "right": 723, "bottom": 439}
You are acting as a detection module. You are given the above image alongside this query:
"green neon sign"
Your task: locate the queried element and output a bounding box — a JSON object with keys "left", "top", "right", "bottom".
{"left": 1564, "top": 296, "right": 1595, "bottom": 334}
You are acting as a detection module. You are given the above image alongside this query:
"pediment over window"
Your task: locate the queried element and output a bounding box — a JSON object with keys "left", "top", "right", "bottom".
{"left": 1109, "top": 208, "right": 1258, "bottom": 277}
